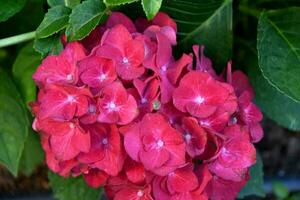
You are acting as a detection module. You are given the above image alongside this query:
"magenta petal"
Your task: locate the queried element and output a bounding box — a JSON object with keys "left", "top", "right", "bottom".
{"left": 124, "top": 124, "right": 142, "bottom": 161}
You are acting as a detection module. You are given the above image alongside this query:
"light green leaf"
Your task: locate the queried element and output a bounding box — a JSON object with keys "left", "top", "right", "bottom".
{"left": 36, "top": 5, "right": 71, "bottom": 38}
{"left": 34, "top": 34, "right": 64, "bottom": 57}
{"left": 0, "top": 69, "right": 29, "bottom": 176}
{"left": 47, "top": 0, "right": 64, "bottom": 7}
{"left": 257, "top": 8, "right": 300, "bottom": 102}
{"left": 19, "top": 126, "right": 44, "bottom": 176}
{"left": 141, "top": 0, "right": 162, "bottom": 20}
{"left": 66, "top": 0, "right": 108, "bottom": 41}
{"left": 48, "top": 171, "right": 102, "bottom": 200}
{"left": 273, "top": 181, "right": 289, "bottom": 199}
{"left": 47, "top": 0, "right": 81, "bottom": 9}
{"left": 0, "top": 0, "right": 27, "bottom": 22}
{"left": 12, "top": 42, "right": 40, "bottom": 107}
{"left": 161, "top": 0, "right": 232, "bottom": 69}
{"left": 238, "top": 154, "right": 266, "bottom": 198}
{"left": 104, "top": 0, "right": 139, "bottom": 6}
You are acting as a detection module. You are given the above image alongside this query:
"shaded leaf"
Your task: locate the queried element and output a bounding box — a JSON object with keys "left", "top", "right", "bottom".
{"left": 47, "top": 0, "right": 81, "bottom": 8}
{"left": 104, "top": 0, "right": 139, "bottom": 6}
{"left": 247, "top": 49, "right": 300, "bottom": 131}
{"left": 0, "top": 0, "right": 27, "bottom": 22}
{"left": 47, "top": 0, "right": 65, "bottom": 7}
{"left": 48, "top": 171, "right": 102, "bottom": 200}
{"left": 238, "top": 154, "right": 266, "bottom": 198}
{"left": 257, "top": 8, "right": 300, "bottom": 102}
{"left": 0, "top": 0, "right": 44, "bottom": 37}
{"left": 141, "top": 0, "right": 162, "bottom": 20}
{"left": 12, "top": 42, "right": 40, "bottom": 107}
{"left": 0, "top": 69, "right": 29, "bottom": 176}
{"left": 36, "top": 5, "right": 71, "bottom": 38}
{"left": 66, "top": 0, "right": 108, "bottom": 41}
{"left": 19, "top": 126, "right": 44, "bottom": 176}
{"left": 34, "top": 34, "right": 64, "bottom": 57}
{"left": 161, "top": 0, "right": 232, "bottom": 69}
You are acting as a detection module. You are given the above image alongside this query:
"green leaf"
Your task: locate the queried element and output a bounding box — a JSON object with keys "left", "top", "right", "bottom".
{"left": 161, "top": 0, "right": 232, "bottom": 69}
{"left": 36, "top": 5, "right": 71, "bottom": 39}
{"left": 34, "top": 34, "right": 64, "bottom": 57}
{"left": 141, "top": 0, "right": 162, "bottom": 20}
{"left": 12, "top": 42, "right": 40, "bottom": 107}
{"left": 48, "top": 0, "right": 81, "bottom": 8}
{"left": 273, "top": 181, "right": 289, "bottom": 199}
{"left": 0, "top": 0, "right": 44, "bottom": 37}
{"left": 238, "top": 154, "right": 266, "bottom": 198}
{"left": 0, "top": 69, "right": 29, "bottom": 176}
{"left": 248, "top": 50, "right": 300, "bottom": 131}
{"left": 47, "top": 0, "right": 65, "bottom": 7}
{"left": 0, "top": 0, "right": 27, "bottom": 22}
{"left": 104, "top": 0, "right": 139, "bottom": 6}
{"left": 48, "top": 171, "right": 102, "bottom": 200}
{"left": 66, "top": 0, "right": 108, "bottom": 41}
{"left": 19, "top": 126, "right": 44, "bottom": 176}
{"left": 257, "top": 8, "right": 300, "bottom": 102}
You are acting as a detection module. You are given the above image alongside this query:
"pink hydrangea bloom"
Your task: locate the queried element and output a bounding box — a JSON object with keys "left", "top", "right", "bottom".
{"left": 30, "top": 11, "right": 263, "bottom": 200}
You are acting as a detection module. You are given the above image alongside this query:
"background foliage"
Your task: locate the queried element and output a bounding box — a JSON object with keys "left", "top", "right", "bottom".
{"left": 0, "top": 0, "right": 300, "bottom": 199}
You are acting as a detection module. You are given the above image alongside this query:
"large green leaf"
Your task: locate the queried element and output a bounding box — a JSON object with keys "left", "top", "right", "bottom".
{"left": 247, "top": 46, "right": 300, "bottom": 131}
{"left": 161, "top": 0, "right": 232, "bottom": 68}
{"left": 0, "top": 0, "right": 27, "bottom": 22}
{"left": 19, "top": 126, "right": 44, "bottom": 176}
{"left": 257, "top": 8, "right": 300, "bottom": 102}
{"left": 48, "top": 171, "right": 102, "bottom": 200}
{"left": 66, "top": 0, "right": 108, "bottom": 41}
{"left": 238, "top": 154, "right": 266, "bottom": 198}
{"left": 104, "top": 0, "right": 139, "bottom": 6}
{"left": 12, "top": 42, "right": 40, "bottom": 107}
{"left": 0, "top": 69, "right": 29, "bottom": 176}
{"left": 36, "top": 5, "right": 71, "bottom": 38}
{"left": 141, "top": 0, "right": 162, "bottom": 20}
{"left": 34, "top": 34, "right": 64, "bottom": 57}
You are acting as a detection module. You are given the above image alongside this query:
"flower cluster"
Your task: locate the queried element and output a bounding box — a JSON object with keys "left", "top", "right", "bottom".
{"left": 31, "top": 12, "right": 263, "bottom": 200}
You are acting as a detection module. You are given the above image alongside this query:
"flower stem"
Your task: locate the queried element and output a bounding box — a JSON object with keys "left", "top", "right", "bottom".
{"left": 0, "top": 31, "right": 36, "bottom": 48}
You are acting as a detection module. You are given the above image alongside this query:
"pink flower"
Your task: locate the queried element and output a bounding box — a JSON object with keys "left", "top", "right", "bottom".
{"left": 37, "top": 119, "right": 90, "bottom": 161}
{"left": 124, "top": 113, "right": 186, "bottom": 176}
{"left": 106, "top": 12, "right": 137, "bottom": 33}
{"left": 193, "top": 45, "right": 217, "bottom": 79}
{"left": 78, "top": 123, "right": 125, "bottom": 176}
{"left": 114, "top": 185, "right": 153, "bottom": 200}
{"left": 38, "top": 84, "right": 92, "bottom": 120}
{"left": 30, "top": 11, "right": 263, "bottom": 200}
{"left": 208, "top": 137, "right": 256, "bottom": 181}
{"left": 178, "top": 117, "right": 207, "bottom": 158}
{"left": 33, "top": 42, "right": 86, "bottom": 87}
{"left": 205, "top": 174, "right": 249, "bottom": 200}
{"left": 96, "top": 24, "right": 145, "bottom": 80}
{"left": 97, "top": 81, "right": 138, "bottom": 125}
{"left": 173, "top": 71, "right": 237, "bottom": 119}
{"left": 84, "top": 168, "right": 109, "bottom": 188}
{"left": 79, "top": 56, "right": 116, "bottom": 89}
{"left": 237, "top": 91, "right": 263, "bottom": 142}
{"left": 133, "top": 76, "right": 160, "bottom": 113}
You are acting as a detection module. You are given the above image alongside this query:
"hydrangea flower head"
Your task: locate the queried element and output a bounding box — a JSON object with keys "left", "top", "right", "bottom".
{"left": 31, "top": 11, "right": 263, "bottom": 200}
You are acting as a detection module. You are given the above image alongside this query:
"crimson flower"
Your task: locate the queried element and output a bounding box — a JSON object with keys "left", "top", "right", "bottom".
{"left": 124, "top": 113, "right": 186, "bottom": 176}
{"left": 173, "top": 71, "right": 237, "bottom": 119}
{"left": 97, "top": 81, "right": 138, "bottom": 125}
{"left": 96, "top": 24, "right": 145, "bottom": 80}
